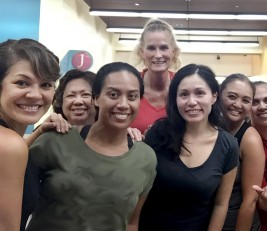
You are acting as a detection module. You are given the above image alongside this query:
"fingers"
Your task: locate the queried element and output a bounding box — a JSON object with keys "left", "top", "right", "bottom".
{"left": 252, "top": 185, "right": 264, "bottom": 193}
{"left": 42, "top": 113, "right": 71, "bottom": 134}
{"left": 127, "top": 127, "right": 142, "bottom": 141}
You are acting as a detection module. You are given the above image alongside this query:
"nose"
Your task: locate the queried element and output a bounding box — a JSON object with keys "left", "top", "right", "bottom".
{"left": 154, "top": 48, "right": 163, "bottom": 58}
{"left": 233, "top": 99, "right": 242, "bottom": 108}
{"left": 187, "top": 95, "right": 197, "bottom": 106}
{"left": 73, "top": 95, "right": 84, "bottom": 105}
{"left": 258, "top": 101, "right": 267, "bottom": 110}
{"left": 26, "top": 86, "right": 42, "bottom": 99}
{"left": 117, "top": 96, "right": 129, "bottom": 109}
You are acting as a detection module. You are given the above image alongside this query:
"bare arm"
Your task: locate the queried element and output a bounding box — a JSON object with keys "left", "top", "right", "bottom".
{"left": 0, "top": 129, "right": 28, "bottom": 231}
{"left": 208, "top": 167, "right": 237, "bottom": 231}
{"left": 127, "top": 195, "right": 147, "bottom": 231}
{"left": 235, "top": 127, "right": 265, "bottom": 231}
{"left": 25, "top": 113, "right": 71, "bottom": 146}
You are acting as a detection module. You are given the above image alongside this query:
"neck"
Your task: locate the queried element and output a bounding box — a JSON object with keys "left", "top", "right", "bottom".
{"left": 144, "top": 69, "right": 170, "bottom": 91}
{"left": 185, "top": 120, "right": 214, "bottom": 138}
{"left": 88, "top": 122, "right": 128, "bottom": 145}
{"left": 0, "top": 117, "right": 26, "bottom": 136}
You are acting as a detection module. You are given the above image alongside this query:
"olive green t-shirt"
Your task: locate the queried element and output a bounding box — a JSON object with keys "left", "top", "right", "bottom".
{"left": 26, "top": 128, "right": 157, "bottom": 231}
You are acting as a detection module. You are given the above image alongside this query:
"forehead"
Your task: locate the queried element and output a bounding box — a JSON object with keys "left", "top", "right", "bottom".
{"left": 103, "top": 71, "right": 140, "bottom": 90}
{"left": 65, "top": 78, "right": 92, "bottom": 91}
{"left": 223, "top": 80, "right": 253, "bottom": 96}
{"left": 143, "top": 31, "right": 173, "bottom": 45}
{"left": 254, "top": 84, "right": 267, "bottom": 98}
{"left": 178, "top": 74, "right": 210, "bottom": 90}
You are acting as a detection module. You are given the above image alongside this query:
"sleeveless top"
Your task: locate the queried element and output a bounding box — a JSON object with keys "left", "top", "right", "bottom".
{"left": 223, "top": 120, "right": 260, "bottom": 231}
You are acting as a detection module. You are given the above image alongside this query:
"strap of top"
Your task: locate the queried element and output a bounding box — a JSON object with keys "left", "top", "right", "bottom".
{"left": 79, "top": 125, "right": 133, "bottom": 148}
{"left": 0, "top": 119, "right": 9, "bottom": 128}
{"left": 234, "top": 120, "right": 251, "bottom": 145}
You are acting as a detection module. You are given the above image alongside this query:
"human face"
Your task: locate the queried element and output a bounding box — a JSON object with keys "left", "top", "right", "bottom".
{"left": 140, "top": 31, "right": 174, "bottom": 73}
{"left": 95, "top": 71, "right": 140, "bottom": 130}
{"left": 0, "top": 60, "right": 55, "bottom": 129}
{"left": 220, "top": 80, "right": 253, "bottom": 123}
{"left": 251, "top": 84, "right": 267, "bottom": 127}
{"left": 176, "top": 74, "right": 217, "bottom": 125}
{"left": 62, "top": 78, "right": 94, "bottom": 125}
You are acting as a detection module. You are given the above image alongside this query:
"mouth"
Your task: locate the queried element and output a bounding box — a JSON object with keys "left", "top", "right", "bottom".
{"left": 229, "top": 109, "right": 241, "bottom": 116}
{"left": 18, "top": 104, "right": 40, "bottom": 112}
{"left": 112, "top": 113, "right": 129, "bottom": 120}
{"left": 185, "top": 109, "right": 202, "bottom": 115}
{"left": 257, "top": 112, "right": 267, "bottom": 119}
{"left": 152, "top": 61, "right": 166, "bottom": 65}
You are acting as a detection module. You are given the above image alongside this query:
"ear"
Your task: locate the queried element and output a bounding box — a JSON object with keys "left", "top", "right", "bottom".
{"left": 212, "top": 92, "right": 218, "bottom": 105}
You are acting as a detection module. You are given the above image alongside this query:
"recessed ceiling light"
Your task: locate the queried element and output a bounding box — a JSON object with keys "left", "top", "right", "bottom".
{"left": 134, "top": 3, "right": 140, "bottom": 6}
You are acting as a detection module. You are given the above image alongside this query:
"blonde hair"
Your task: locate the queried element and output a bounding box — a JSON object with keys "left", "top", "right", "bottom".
{"left": 133, "top": 18, "right": 181, "bottom": 71}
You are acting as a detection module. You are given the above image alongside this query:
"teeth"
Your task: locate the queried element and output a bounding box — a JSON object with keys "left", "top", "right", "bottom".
{"left": 19, "top": 105, "right": 39, "bottom": 111}
{"left": 114, "top": 114, "right": 128, "bottom": 119}
{"left": 187, "top": 110, "right": 200, "bottom": 114}
{"left": 258, "top": 113, "right": 267, "bottom": 118}
{"left": 230, "top": 110, "right": 240, "bottom": 116}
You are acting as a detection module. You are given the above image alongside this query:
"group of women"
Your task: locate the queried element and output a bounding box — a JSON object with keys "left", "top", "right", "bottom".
{"left": 1, "top": 17, "right": 267, "bottom": 231}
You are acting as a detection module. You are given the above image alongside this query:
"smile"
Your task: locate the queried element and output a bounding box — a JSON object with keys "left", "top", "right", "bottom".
{"left": 18, "top": 105, "right": 40, "bottom": 111}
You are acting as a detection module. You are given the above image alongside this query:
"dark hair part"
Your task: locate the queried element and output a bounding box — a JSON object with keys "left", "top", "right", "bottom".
{"left": 0, "top": 38, "right": 60, "bottom": 84}
{"left": 92, "top": 62, "right": 144, "bottom": 99}
{"left": 53, "top": 69, "right": 96, "bottom": 119}
{"left": 219, "top": 73, "right": 255, "bottom": 98}
{"left": 147, "top": 64, "right": 222, "bottom": 159}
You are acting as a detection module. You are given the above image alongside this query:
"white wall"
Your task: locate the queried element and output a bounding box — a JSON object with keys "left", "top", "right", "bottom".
{"left": 39, "top": 0, "right": 115, "bottom": 73}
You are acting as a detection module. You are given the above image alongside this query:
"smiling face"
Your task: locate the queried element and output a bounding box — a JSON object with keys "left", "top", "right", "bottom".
{"left": 176, "top": 74, "right": 217, "bottom": 125}
{"left": 62, "top": 78, "right": 95, "bottom": 125}
{"left": 94, "top": 70, "right": 140, "bottom": 130}
{"left": 220, "top": 80, "right": 253, "bottom": 123}
{"left": 140, "top": 31, "right": 174, "bottom": 73}
{"left": 251, "top": 83, "right": 267, "bottom": 128}
{"left": 0, "top": 60, "right": 55, "bottom": 129}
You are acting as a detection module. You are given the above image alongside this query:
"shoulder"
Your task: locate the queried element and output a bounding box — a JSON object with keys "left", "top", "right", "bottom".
{"left": 218, "top": 129, "right": 238, "bottom": 146}
{"left": 134, "top": 142, "right": 157, "bottom": 163}
{"left": 240, "top": 126, "right": 264, "bottom": 152}
{"left": 0, "top": 127, "right": 28, "bottom": 163}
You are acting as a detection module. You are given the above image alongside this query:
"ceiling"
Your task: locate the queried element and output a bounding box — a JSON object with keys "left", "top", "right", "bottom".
{"left": 84, "top": 0, "right": 267, "bottom": 32}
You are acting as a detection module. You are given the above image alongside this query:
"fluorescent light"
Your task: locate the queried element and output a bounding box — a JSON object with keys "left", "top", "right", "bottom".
{"left": 108, "top": 27, "right": 267, "bottom": 36}
{"left": 118, "top": 38, "right": 259, "bottom": 47}
{"left": 90, "top": 10, "right": 267, "bottom": 20}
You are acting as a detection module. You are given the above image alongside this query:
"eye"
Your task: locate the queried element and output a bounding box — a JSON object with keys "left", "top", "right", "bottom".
{"left": 243, "top": 98, "right": 251, "bottom": 104}
{"left": 228, "top": 94, "right": 236, "bottom": 100}
{"left": 41, "top": 82, "right": 54, "bottom": 89}
{"left": 196, "top": 90, "right": 205, "bottom": 96}
{"left": 252, "top": 100, "right": 259, "bottom": 106}
{"left": 178, "top": 91, "right": 188, "bottom": 98}
{"left": 109, "top": 91, "right": 119, "bottom": 99}
{"left": 146, "top": 45, "right": 156, "bottom": 51}
{"left": 160, "top": 45, "right": 169, "bottom": 51}
{"left": 15, "top": 80, "right": 28, "bottom": 87}
{"left": 82, "top": 93, "right": 92, "bottom": 98}
{"left": 128, "top": 93, "right": 139, "bottom": 101}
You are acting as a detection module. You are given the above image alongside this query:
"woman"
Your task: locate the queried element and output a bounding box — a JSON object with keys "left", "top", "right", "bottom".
{"left": 26, "top": 62, "right": 157, "bottom": 231}
{"left": 251, "top": 81, "right": 267, "bottom": 230}
{"left": 139, "top": 63, "right": 239, "bottom": 231}
{"left": 219, "top": 74, "right": 265, "bottom": 230}
{"left": 130, "top": 18, "right": 180, "bottom": 134}
{"left": 0, "top": 38, "right": 61, "bottom": 231}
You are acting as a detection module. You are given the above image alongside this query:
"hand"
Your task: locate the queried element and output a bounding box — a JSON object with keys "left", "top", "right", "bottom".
{"left": 252, "top": 185, "right": 267, "bottom": 211}
{"left": 39, "top": 113, "right": 71, "bottom": 134}
{"left": 127, "top": 127, "right": 144, "bottom": 141}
